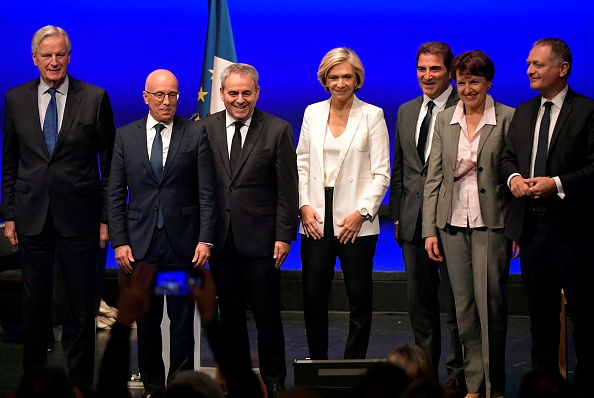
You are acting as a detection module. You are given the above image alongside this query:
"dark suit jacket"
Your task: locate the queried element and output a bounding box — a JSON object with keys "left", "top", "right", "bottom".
{"left": 108, "top": 115, "right": 216, "bottom": 259}
{"left": 2, "top": 75, "right": 115, "bottom": 236}
{"left": 389, "top": 90, "right": 459, "bottom": 242}
{"left": 498, "top": 87, "right": 594, "bottom": 242}
{"left": 198, "top": 108, "right": 298, "bottom": 257}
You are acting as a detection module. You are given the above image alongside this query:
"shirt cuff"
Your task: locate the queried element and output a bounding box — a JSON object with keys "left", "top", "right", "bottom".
{"left": 199, "top": 242, "right": 214, "bottom": 248}
{"left": 507, "top": 172, "right": 521, "bottom": 188}
{"left": 553, "top": 176, "right": 565, "bottom": 199}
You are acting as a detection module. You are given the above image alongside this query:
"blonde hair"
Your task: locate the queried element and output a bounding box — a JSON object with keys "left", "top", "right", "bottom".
{"left": 317, "top": 47, "right": 364, "bottom": 92}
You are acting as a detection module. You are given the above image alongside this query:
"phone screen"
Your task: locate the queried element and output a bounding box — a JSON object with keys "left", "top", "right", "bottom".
{"left": 154, "top": 269, "right": 192, "bottom": 296}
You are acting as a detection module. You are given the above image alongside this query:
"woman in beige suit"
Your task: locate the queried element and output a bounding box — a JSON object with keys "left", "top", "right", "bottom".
{"left": 297, "top": 48, "right": 390, "bottom": 359}
{"left": 422, "top": 50, "right": 517, "bottom": 398}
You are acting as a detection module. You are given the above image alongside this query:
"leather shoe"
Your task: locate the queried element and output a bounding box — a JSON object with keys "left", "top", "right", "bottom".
{"left": 442, "top": 378, "right": 467, "bottom": 398}
{"left": 266, "top": 382, "right": 285, "bottom": 398}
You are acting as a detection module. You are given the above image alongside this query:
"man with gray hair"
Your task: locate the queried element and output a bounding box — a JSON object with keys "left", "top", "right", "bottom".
{"left": 498, "top": 38, "right": 594, "bottom": 398}
{"left": 197, "top": 63, "right": 298, "bottom": 398}
{"left": 2, "top": 25, "right": 115, "bottom": 384}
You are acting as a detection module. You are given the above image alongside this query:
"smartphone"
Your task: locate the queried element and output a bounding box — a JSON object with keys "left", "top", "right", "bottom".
{"left": 153, "top": 269, "right": 202, "bottom": 296}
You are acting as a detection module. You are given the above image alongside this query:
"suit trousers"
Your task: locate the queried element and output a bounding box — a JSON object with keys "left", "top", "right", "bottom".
{"left": 519, "top": 214, "right": 594, "bottom": 398}
{"left": 18, "top": 213, "right": 98, "bottom": 385}
{"left": 209, "top": 226, "right": 286, "bottom": 387}
{"left": 301, "top": 188, "right": 377, "bottom": 360}
{"left": 439, "top": 225, "right": 510, "bottom": 397}
{"left": 401, "top": 212, "right": 464, "bottom": 381}
{"left": 135, "top": 227, "right": 195, "bottom": 394}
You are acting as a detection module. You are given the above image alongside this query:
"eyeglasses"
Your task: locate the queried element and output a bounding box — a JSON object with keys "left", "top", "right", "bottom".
{"left": 145, "top": 91, "right": 180, "bottom": 102}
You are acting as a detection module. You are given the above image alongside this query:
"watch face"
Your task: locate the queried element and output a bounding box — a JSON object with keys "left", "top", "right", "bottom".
{"left": 361, "top": 208, "right": 368, "bottom": 217}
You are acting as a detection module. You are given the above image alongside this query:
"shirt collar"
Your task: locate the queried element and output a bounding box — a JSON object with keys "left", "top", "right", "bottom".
{"left": 451, "top": 94, "right": 496, "bottom": 125}
{"left": 541, "top": 84, "right": 568, "bottom": 109}
{"left": 225, "top": 111, "right": 252, "bottom": 129}
{"left": 423, "top": 85, "right": 453, "bottom": 110}
{"left": 147, "top": 113, "right": 174, "bottom": 131}
{"left": 39, "top": 75, "right": 69, "bottom": 95}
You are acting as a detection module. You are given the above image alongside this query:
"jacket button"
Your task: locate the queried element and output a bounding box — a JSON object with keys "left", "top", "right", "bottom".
{"left": 480, "top": 188, "right": 486, "bottom": 193}
{"left": 421, "top": 171, "right": 426, "bottom": 177}
{"left": 416, "top": 192, "right": 420, "bottom": 197}
{"left": 226, "top": 208, "right": 230, "bottom": 213}
{"left": 478, "top": 167, "right": 483, "bottom": 172}
{"left": 230, "top": 187, "right": 235, "bottom": 192}
{"left": 154, "top": 206, "right": 158, "bottom": 210}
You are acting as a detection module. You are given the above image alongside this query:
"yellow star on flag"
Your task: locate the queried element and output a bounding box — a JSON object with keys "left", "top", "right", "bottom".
{"left": 198, "top": 87, "right": 208, "bottom": 102}
{"left": 209, "top": 69, "right": 214, "bottom": 80}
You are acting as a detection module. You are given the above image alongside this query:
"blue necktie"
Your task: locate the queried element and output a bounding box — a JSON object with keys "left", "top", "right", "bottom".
{"left": 151, "top": 124, "right": 165, "bottom": 228}
{"left": 43, "top": 88, "right": 58, "bottom": 155}
{"left": 534, "top": 101, "right": 553, "bottom": 177}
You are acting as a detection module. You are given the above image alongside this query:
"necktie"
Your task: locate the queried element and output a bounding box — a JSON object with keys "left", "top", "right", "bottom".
{"left": 230, "top": 121, "right": 242, "bottom": 174}
{"left": 151, "top": 124, "right": 165, "bottom": 228}
{"left": 417, "top": 100, "right": 435, "bottom": 165}
{"left": 534, "top": 101, "right": 553, "bottom": 177}
{"left": 43, "top": 88, "right": 58, "bottom": 155}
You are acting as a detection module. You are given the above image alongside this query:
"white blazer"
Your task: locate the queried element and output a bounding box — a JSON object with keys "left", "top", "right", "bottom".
{"left": 297, "top": 95, "right": 390, "bottom": 237}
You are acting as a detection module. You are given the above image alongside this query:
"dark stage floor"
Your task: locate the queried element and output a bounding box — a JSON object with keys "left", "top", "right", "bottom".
{"left": 0, "top": 311, "right": 576, "bottom": 397}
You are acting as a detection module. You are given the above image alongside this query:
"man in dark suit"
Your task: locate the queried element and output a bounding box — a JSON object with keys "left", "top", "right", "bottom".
{"left": 389, "top": 42, "right": 465, "bottom": 397}
{"left": 498, "top": 38, "right": 594, "bottom": 398}
{"left": 108, "top": 69, "right": 216, "bottom": 397}
{"left": 198, "top": 63, "right": 298, "bottom": 398}
{"left": 1, "top": 25, "right": 115, "bottom": 385}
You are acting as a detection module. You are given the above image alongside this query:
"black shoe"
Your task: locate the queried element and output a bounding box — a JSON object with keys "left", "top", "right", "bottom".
{"left": 442, "top": 378, "right": 467, "bottom": 398}
{"left": 266, "top": 382, "right": 285, "bottom": 398}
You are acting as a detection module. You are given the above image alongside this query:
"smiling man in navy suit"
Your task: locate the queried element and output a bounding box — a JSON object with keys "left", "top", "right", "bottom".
{"left": 2, "top": 25, "right": 115, "bottom": 385}
{"left": 498, "top": 38, "right": 594, "bottom": 398}
{"left": 108, "top": 69, "right": 216, "bottom": 397}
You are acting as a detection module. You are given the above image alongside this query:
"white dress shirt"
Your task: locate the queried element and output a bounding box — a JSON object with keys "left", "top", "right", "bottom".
{"left": 416, "top": 85, "right": 454, "bottom": 162}
{"left": 146, "top": 114, "right": 173, "bottom": 166}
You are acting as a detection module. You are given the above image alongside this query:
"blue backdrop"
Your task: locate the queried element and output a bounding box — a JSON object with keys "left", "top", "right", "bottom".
{"left": 2, "top": 0, "right": 592, "bottom": 272}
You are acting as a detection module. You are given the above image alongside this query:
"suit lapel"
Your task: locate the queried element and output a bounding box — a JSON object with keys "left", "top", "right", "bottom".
{"left": 212, "top": 111, "right": 232, "bottom": 178}
{"left": 477, "top": 124, "right": 494, "bottom": 156}
{"left": 477, "top": 103, "right": 498, "bottom": 156}
{"left": 54, "top": 76, "right": 82, "bottom": 157}
{"left": 446, "top": 119, "right": 461, "bottom": 168}
{"left": 549, "top": 88, "right": 574, "bottom": 153}
{"left": 163, "top": 116, "right": 184, "bottom": 177}
{"left": 134, "top": 116, "right": 155, "bottom": 182}
{"left": 26, "top": 79, "right": 48, "bottom": 157}
{"left": 336, "top": 95, "right": 363, "bottom": 170}
{"left": 234, "top": 109, "right": 265, "bottom": 179}
{"left": 313, "top": 100, "right": 330, "bottom": 172}
{"left": 405, "top": 98, "right": 424, "bottom": 169}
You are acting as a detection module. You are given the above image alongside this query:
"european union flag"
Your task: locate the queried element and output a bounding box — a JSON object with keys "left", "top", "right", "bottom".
{"left": 195, "top": 0, "right": 237, "bottom": 120}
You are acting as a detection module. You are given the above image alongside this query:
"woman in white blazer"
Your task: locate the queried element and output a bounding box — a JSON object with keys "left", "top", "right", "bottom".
{"left": 296, "top": 48, "right": 390, "bottom": 359}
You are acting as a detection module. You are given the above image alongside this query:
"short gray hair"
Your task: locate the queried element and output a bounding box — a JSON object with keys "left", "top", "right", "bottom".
{"left": 32, "top": 25, "right": 71, "bottom": 54}
{"left": 220, "top": 63, "right": 259, "bottom": 89}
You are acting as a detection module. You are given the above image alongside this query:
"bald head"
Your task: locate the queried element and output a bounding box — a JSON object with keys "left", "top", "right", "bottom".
{"left": 145, "top": 69, "right": 178, "bottom": 91}
{"left": 143, "top": 69, "right": 179, "bottom": 123}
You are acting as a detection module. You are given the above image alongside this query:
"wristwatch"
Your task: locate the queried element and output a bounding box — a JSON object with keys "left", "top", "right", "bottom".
{"left": 360, "top": 207, "right": 372, "bottom": 221}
